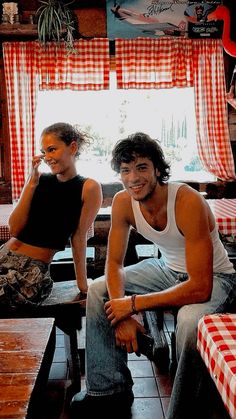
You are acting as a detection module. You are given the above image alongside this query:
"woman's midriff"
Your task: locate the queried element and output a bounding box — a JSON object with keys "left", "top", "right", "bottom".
{"left": 5, "top": 237, "right": 57, "bottom": 263}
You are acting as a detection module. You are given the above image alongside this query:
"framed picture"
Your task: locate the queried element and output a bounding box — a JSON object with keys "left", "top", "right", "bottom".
{"left": 185, "top": 1, "right": 223, "bottom": 38}
{"left": 106, "top": 0, "right": 188, "bottom": 39}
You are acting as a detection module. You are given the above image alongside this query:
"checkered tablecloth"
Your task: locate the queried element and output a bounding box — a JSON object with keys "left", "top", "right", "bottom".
{"left": 0, "top": 204, "right": 12, "bottom": 241}
{"left": 208, "top": 199, "right": 236, "bottom": 236}
{"left": 197, "top": 314, "right": 236, "bottom": 419}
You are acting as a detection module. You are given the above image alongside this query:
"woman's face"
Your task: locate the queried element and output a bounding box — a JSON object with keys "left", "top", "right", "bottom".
{"left": 40, "top": 133, "right": 78, "bottom": 178}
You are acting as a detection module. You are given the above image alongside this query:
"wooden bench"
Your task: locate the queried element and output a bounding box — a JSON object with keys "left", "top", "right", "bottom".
{"left": 50, "top": 247, "right": 95, "bottom": 281}
{"left": 0, "top": 280, "right": 87, "bottom": 396}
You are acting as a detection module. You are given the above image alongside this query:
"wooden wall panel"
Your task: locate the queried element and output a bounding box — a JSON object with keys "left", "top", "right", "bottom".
{"left": 74, "top": 8, "right": 106, "bottom": 38}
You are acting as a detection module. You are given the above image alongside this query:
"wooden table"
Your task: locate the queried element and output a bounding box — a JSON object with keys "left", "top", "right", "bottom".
{"left": 0, "top": 317, "right": 55, "bottom": 418}
{"left": 1, "top": 199, "right": 235, "bottom": 246}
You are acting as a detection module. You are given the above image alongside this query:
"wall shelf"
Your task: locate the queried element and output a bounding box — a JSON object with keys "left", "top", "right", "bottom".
{"left": 0, "top": 24, "right": 37, "bottom": 36}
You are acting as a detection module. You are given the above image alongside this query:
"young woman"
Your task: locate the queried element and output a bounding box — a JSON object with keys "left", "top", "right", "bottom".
{"left": 0, "top": 122, "right": 102, "bottom": 308}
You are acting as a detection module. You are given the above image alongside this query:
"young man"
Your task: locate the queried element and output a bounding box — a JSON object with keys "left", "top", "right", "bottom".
{"left": 70, "top": 133, "right": 236, "bottom": 419}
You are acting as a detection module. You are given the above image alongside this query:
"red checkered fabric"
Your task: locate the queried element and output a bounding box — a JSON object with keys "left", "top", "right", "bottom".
{"left": 197, "top": 314, "right": 236, "bottom": 419}
{"left": 3, "top": 42, "right": 39, "bottom": 200}
{"left": 116, "top": 37, "right": 193, "bottom": 89}
{"left": 192, "top": 40, "right": 236, "bottom": 181}
{"left": 0, "top": 226, "right": 10, "bottom": 242}
{"left": 2, "top": 40, "right": 110, "bottom": 201}
{"left": 116, "top": 38, "right": 236, "bottom": 181}
{"left": 0, "top": 204, "right": 12, "bottom": 241}
{"left": 208, "top": 199, "right": 236, "bottom": 236}
{"left": 39, "top": 39, "right": 110, "bottom": 90}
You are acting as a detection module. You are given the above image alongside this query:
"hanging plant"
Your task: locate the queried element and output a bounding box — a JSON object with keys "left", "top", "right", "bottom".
{"left": 36, "top": 0, "right": 78, "bottom": 53}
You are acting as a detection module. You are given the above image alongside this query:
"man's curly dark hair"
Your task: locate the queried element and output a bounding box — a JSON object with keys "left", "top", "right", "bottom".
{"left": 111, "top": 132, "right": 171, "bottom": 184}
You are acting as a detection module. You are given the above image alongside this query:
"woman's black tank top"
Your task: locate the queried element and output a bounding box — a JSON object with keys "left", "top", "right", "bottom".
{"left": 17, "top": 173, "right": 86, "bottom": 250}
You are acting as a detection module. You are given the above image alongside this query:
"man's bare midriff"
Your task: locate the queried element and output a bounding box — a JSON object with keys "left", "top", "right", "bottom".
{"left": 5, "top": 237, "right": 57, "bottom": 263}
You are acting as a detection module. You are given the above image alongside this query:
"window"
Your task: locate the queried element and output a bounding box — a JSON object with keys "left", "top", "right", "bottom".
{"left": 35, "top": 73, "right": 215, "bottom": 183}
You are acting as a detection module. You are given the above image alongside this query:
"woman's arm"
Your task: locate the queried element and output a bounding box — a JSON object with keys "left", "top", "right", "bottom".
{"left": 71, "top": 178, "right": 102, "bottom": 293}
{"left": 8, "top": 154, "right": 44, "bottom": 237}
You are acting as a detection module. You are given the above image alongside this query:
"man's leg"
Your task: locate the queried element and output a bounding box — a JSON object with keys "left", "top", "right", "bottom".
{"left": 86, "top": 278, "right": 133, "bottom": 395}
{"left": 86, "top": 259, "right": 178, "bottom": 392}
{"left": 70, "top": 258, "right": 177, "bottom": 416}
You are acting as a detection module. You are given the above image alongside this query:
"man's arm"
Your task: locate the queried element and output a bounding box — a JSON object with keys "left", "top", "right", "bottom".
{"left": 105, "top": 191, "right": 132, "bottom": 299}
{"left": 105, "top": 191, "right": 146, "bottom": 352}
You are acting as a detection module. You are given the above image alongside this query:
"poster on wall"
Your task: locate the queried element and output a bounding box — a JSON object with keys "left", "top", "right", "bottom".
{"left": 106, "top": 0, "right": 189, "bottom": 39}
{"left": 184, "top": 1, "right": 223, "bottom": 38}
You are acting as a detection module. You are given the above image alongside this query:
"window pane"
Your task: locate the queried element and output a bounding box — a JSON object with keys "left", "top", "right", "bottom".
{"left": 35, "top": 78, "right": 215, "bottom": 183}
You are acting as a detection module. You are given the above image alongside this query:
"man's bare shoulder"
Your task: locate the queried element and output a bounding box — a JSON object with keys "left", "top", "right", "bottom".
{"left": 112, "top": 190, "right": 134, "bottom": 225}
{"left": 176, "top": 184, "right": 205, "bottom": 207}
{"left": 176, "top": 184, "right": 212, "bottom": 230}
{"left": 112, "top": 189, "right": 131, "bottom": 205}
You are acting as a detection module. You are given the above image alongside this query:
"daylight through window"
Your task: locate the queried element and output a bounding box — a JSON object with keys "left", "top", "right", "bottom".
{"left": 35, "top": 74, "right": 215, "bottom": 183}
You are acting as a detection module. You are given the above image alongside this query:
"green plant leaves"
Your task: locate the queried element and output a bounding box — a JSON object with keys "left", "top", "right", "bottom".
{"left": 36, "top": 0, "right": 77, "bottom": 52}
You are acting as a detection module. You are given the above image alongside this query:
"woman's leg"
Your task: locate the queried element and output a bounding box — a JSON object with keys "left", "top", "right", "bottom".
{"left": 0, "top": 245, "right": 52, "bottom": 308}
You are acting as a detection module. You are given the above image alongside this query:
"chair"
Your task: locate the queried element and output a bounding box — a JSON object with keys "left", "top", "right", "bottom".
{"left": 143, "top": 308, "right": 178, "bottom": 375}
{"left": 135, "top": 240, "right": 178, "bottom": 374}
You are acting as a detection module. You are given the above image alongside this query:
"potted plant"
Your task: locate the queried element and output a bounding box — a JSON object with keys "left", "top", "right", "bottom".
{"left": 36, "top": 0, "right": 77, "bottom": 52}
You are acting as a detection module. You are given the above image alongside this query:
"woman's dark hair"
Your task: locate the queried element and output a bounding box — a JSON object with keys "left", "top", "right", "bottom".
{"left": 111, "top": 132, "right": 171, "bottom": 183}
{"left": 41, "top": 122, "right": 90, "bottom": 157}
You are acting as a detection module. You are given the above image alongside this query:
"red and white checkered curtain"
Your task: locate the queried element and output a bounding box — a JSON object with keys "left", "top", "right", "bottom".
{"left": 39, "top": 39, "right": 110, "bottom": 90}
{"left": 116, "top": 37, "right": 193, "bottom": 89}
{"left": 116, "top": 37, "right": 235, "bottom": 180}
{"left": 3, "top": 39, "right": 110, "bottom": 201}
{"left": 3, "top": 42, "right": 39, "bottom": 200}
{"left": 192, "top": 40, "right": 235, "bottom": 179}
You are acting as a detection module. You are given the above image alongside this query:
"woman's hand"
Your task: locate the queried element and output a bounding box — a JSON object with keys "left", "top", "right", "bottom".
{"left": 30, "top": 154, "right": 44, "bottom": 186}
{"left": 105, "top": 296, "right": 133, "bottom": 326}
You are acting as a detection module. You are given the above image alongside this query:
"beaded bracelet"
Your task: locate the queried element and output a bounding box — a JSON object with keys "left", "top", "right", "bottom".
{"left": 131, "top": 294, "right": 138, "bottom": 314}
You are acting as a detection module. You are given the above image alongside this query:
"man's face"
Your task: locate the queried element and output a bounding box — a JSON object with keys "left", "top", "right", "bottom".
{"left": 196, "top": 6, "right": 203, "bottom": 19}
{"left": 120, "top": 157, "right": 159, "bottom": 201}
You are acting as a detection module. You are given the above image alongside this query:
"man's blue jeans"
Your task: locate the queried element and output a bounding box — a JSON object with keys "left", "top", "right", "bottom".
{"left": 85, "top": 258, "right": 236, "bottom": 419}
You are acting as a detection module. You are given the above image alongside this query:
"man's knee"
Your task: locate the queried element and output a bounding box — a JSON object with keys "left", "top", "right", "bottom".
{"left": 176, "top": 305, "right": 200, "bottom": 344}
{"left": 88, "top": 277, "right": 107, "bottom": 300}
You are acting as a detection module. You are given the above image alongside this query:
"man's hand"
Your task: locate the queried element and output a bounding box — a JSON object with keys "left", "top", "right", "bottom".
{"left": 115, "top": 317, "right": 146, "bottom": 353}
{"left": 105, "top": 296, "right": 133, "bottom": 326}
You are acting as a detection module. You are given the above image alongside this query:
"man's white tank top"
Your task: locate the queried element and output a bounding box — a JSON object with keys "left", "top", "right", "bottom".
{"left": 131, "top": 182, "right": 234, "bottom": 273}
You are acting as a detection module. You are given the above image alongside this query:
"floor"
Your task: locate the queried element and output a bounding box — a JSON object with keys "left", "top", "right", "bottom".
{"left": 39, "top": 313, "right": 175, "bottom": 419}
{"left": 35, "top": 310, "right": 232, "bottom": 419}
